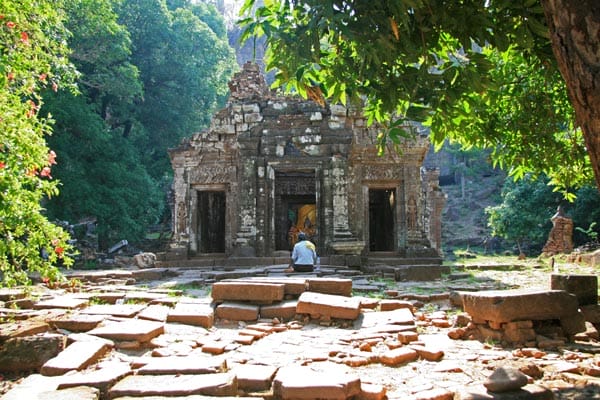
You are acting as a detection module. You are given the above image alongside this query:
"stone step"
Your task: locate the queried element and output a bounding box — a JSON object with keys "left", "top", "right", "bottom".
{"left": 167, "top": 302, "right": 214, "bottom": 328}
{"left": 212, "top": 281, "right": 285, "bottom": 303}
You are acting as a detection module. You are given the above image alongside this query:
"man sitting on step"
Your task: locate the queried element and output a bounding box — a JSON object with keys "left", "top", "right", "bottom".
{"left": 285, "top": 232, "right": 317, "bottom": 273}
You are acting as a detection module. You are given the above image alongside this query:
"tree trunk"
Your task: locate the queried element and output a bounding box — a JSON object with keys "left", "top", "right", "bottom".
{"left": 541, "top": 0, "right": 600, "bottom": 191}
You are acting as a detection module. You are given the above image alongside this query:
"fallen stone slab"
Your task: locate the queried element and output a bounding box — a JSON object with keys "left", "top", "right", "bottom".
{"left": 49, "top": 313, "right": 105, "bottom": 332}
{"left": 484, "top": 366, "right": 528, "bottom": 393}
{"left": 167, "top": 302, "right": 214, "bottom": 328}
{"left": 379, "top": 299, "right": 413, "bottom": 311}
{"left": 108, "top": 373, "right": 238, "bottom": 398}
{"left": 216, "top": 302, "right": 259, "bottom": 321}
{"left": 88, "top": 319, "right": 164, "bottom": 342}
{"left": 0, "top": 320, "right": 49, "bottom": 340}
{"left": 137, "top": 356, "right": 227, "bottom": 375}
{"left": 0, "top": 334, "right": 65, "bottom": 372}
{"left": 462, "top": 289, "right": 579, "bottom": 323}
{"left": 0, "top": 374, "right": 63, "bottom": 400}
{"left": 33, "top": 296, "right": 89, "bottom": 310}
{"left": 57, "top": 361, "right": 131, "bottom": 393}
{"left": 457, "top": 384, "right": 554, "bottom": 399}
{"left": 260, "top": 300, "right": 298, "bottom": 320}
{"left": 123, "top": 291, "right": 169, "bottom": 303}
{"left": 244, "top": 277, "right": 307, "bottom": 295}
{"left": 0, "top": 288, "right": 27, "bottom": 301}
{"left": 230, "top": 364, "right": 278, "bottom": 392}
{"left": 10, "top": 385, "right": 100, "bottom": 400}
{"left": 359, "top": 308, "right": 415, "bottom": 328}
{"left": 296, "top": 292, "right": 362, "bottom": 320}
{"left": 379, "top": 347, "right": 418, "bottom": 366}
{"left": 81, "top": 304, "right": 146, "bottom": 318}
{"left": 41, "top": 340, "right": 112, "bottom": 376}
{"left": 212, "top": 281, "right": 285, "bottom": 303}
{"left": 137, "top": 304, "right": 171, "bottom": 322}
{"left": 272, "top": 364, "right": 361, "bottom": 399}
{"left": 87, "top": 292, "right": 125, "bottom": 304}
{"left": 306, "top": 278, "right": 353, "bottom": 296}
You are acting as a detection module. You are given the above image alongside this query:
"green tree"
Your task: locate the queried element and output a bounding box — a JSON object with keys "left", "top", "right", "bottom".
{"left": 0, "top": 1, "right": 77, "bottom": 286}
{"left": 486, "top": 175, "right": 560, "bottom": 255}
{"left": 239, "top": 1, "right": 599, "bottom": 194}
{"left": 41, "top": 0, "right": 163, "bottom": 250}
{"left": 115, "top": 0, "right": 237, "bottom": 179}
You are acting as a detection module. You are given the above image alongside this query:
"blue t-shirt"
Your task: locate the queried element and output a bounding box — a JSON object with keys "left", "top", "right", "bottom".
{"left": 292, "top": 240, "right": 317, "bottom": 265}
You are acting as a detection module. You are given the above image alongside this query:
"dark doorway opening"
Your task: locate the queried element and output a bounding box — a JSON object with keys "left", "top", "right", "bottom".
{"left": 197, "top": 191, "right": 225, "bottom": 253}
{"left": 274, "top": 171, "right": 316, "bottom": 251}
{"left": 369, "top": 188, "right": 395, "bottom": 251}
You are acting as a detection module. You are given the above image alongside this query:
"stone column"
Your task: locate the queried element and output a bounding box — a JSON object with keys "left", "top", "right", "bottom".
{"left": 329, "top": 155, "right": 365, "bottom": 266}
{"left": 232, "top": 158, "right": 257, "bottom": 257}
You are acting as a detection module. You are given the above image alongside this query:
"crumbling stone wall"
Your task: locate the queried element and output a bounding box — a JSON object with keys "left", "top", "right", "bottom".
{"left": 168, "top": 62, "right": 444, "bottom": 264}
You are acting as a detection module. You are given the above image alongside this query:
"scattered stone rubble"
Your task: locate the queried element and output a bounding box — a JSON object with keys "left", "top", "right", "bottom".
{"left": 0, "top": 264, "right": 598, "bottom": 399}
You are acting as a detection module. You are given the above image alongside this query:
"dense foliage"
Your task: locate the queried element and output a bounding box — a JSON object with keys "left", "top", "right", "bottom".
{"left": 486, "top": 176, "right": 600, "bottom": 253}
{"left": 0, "top": 1, "right": 77, "bottom": 285}
{"left": 42, "top": 0, "right": 236, "bottom": 249}
{"left": 239, "top": 0, "right": 595, "bottom": 196}
{"left": 1, "top": 0, "right": 236, "bottom": 285}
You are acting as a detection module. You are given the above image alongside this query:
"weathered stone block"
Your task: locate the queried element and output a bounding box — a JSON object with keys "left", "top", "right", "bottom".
{"left": 231, "top": 364, "right": 278, "bottom": 392}
{"left": 260, "top": 300, "right": 298, "bottom": 320}
{"left": 212, "top": 282, "right": 285, "bottom": 303}
{"left": 379, "top": 347, "right": 418, "bottom": 366}
{"left": 306, "top": 278, "right": 353, "bottom": 296}
{"left": 462, "top": 289, "right": 579, "bottom": 323}
{"left": 215, "top": 302, "right": 259, "bottom": 321}
{"left": 379, "top": 299, "right": 413, "bottom": 312}
{"left": 296, "top": 292, "right": 362, "bottom": 320}
{"left": 550, "top": 273, "right": 598, "bottom": 305}
{"left": 167, "top": 303, "right": 214, "bottom": 328}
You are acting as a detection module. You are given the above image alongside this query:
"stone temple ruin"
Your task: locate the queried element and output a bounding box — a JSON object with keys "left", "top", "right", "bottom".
{"left": 167, "top": 62, "right": 445, "bottom": 268}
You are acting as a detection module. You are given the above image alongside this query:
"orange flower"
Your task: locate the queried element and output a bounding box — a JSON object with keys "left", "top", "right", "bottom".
{"left": 40, "top": 166, "right": 52, "bottom": 178}
{"left": 54, "top": 246, "right": 64, "bottom": 256}
{"left": 48, "top": 150, "right": 57, "bottom": 165}
{"left": 6, "top": 21, "right": 15, "bottom": 29}
{"left": 0, "top": 162, "right": 5, "bottom": 169}
{"left": 20, "top": 31, "right": 29, "bottom": 44}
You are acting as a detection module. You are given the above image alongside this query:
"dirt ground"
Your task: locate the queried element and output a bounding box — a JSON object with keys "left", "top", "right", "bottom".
{"left": 0, "top": 257, "right": 598, "bottom": 399}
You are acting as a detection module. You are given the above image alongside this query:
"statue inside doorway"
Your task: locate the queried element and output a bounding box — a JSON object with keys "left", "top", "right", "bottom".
{"left": 288, "top": 204, "right": 316, "bottom": 246}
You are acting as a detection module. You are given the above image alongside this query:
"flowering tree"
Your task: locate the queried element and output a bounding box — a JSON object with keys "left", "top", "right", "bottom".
{"left": 0, "top": 1, "right": 76, "bottom": 286}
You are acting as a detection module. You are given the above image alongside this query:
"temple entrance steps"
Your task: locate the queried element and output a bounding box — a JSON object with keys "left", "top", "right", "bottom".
{"left": 362, "top": 255, "right": 448, "bottom": 282}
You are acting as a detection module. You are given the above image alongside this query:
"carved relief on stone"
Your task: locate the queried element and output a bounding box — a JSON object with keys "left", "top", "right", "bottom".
{"left": 275, "top": 175, "right": 316, "bottom": 195}
{"left": 406, "top": 195, "right": 418, "bottom": 230}
{"left": 363, "top": 165, "right": 402, "bottom": 181}
{"left": 190, "top": 165, "right": 234, "bottom": 184}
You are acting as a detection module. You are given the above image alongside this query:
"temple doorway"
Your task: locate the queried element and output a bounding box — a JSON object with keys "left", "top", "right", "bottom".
{"left": 274, "top": 171, "right": 316, "bottom": 251}
{"left": 197, "top": 191, "right": 225, "bottom": 253}
{"left": 369, "top": 188, "right": 395, "bottom": 251}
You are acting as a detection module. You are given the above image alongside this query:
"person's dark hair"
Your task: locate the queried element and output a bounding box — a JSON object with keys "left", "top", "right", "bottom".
{"left": 298, "top": 232, "right": 306, "bottom": 241}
